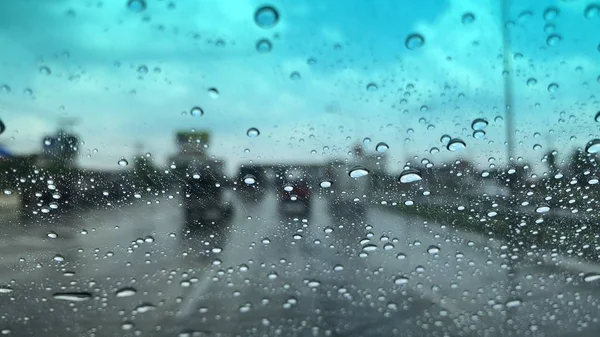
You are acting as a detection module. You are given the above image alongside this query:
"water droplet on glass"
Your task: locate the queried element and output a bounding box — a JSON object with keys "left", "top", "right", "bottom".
{"left": 290, "top": 71, "right": 301, "bottom": 80}
{"left": 430, "top": 147, "right": 439, "bottom": 154}
{"left": 394, "top": 276, "right": 409, "bottom": 285}
{"left": 546, "top": 34, "right": 562, "bottom": 47}
{"left": 190, "top": 106, "right": 204, "bottom": 117}
{"left": 535, "top": 205, "right": 550, "bottom": 213}
{"left": 349, "top": 166, "right": 369, "bottom": 178}
{"left": 135, "top": 303, "right": 157, "bottom": 313}
{"left": 207, "top": 87, "right": 219, "bottom": 99}
{"left": 427, "top": 245, "right": 440, "bottom": 254}
{"left": 53, "top": 254, "right": 65, "bottom": 262}
{"left": 0, "top": 286, "right": 13, "bottom": 294}
{"left": 471, "top": 118, "right": 488, "bottom": 130}
{"left": 583, "top": 272, "right": 600, "bottom": 282}
{"left": 115, "top": 287, "right": 137, "bottom": 297}
{"left": 398, "top": 169, "right": 422, "bottom": 183}
{"left": 526, "top": 78, "right": 537, "bottom": 87}
{"left": 307, "top": 280, "right": 321, "bottom": 288}
{"left": 333, "top": 264, "right": 344, "bottom": 271}
{"left": 366, "top": 83, "right": 378, "bottom": 92}
{"left": 0, "top": 120, "right": 5, "bottom": 135}
{"left": 543, "top": 7, "right": 559, "bottom": 20}
{"left": 243, "top": 174, "right": 256, "bottom": 185}
{"left": 505, "top": 299, "right": 522, "bottom": 308}
{"left": 118, "top": 158, "right": 128, "bottom": 167}
{"left": 405, "top": 33, "right": 425, "bottom": 50}
{"left": 53, "top": 292, "right": 92, "bottom": 302}
{"left": 362, "top": 244, "right": 378, "bottom": 252}
{"left": 462, "top": 12, "right": 475, "bottom": 24}
{"left": 585, "top": 4, "right": 600, "bottom": 19}
{"left": 363, "top": 137, "right": 371, "bottom": 144}
{"left": 440, "top": 134, "right": 451, "bottom": 143}
{"left": 585, "top": 139, "right": 600, "bottom": 154}
{"left": 121, "top": 322, "right": 135, "bottom": 330}
{"left": 256, "top": 39, "right": 273, "bottom": 54}
{"left": 375, "top": 142, "right": 389, "bottom": 153}
{"left": 254, "top": 5, "right": 279, "bottom": 28}
{"left": 447, "top": 138, "right": 466, "bottom": 151}
{"left": 473, "top": 130, "right": 485, "bottom": 139}
{"left": 396, "top": 253, "right": 406, "bottom": 260}
{"left": 320, "top": 180, "right": 332, "bottom": 188}
{"left": 39, "top": 66, "right": 51, "bottom": 76}
{"left": 47, "top": 231, "right": 58, "bottom": 239}
{"left": 547, "top": 83, "right": 559, "bottom": 92}
{"left": 247, "top": 127, "right": 260, "bottom": 138}
{"left": 137, "top": 65, "right": 148, "bottom": 75}
{"left": 127, "top": 0, "right": 146, "bottom": 12}
{"left": 595, "top": 111, "right": 600, "bottom": 122}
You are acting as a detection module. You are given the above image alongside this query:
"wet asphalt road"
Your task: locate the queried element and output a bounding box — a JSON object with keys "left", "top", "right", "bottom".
{"left": 1, "top": 190, "right": 600, "bottom": 336}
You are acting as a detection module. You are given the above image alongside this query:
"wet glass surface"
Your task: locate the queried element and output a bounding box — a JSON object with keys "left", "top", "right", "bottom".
{"left": 1, "top": 0, "right": 600, "bottom": 336}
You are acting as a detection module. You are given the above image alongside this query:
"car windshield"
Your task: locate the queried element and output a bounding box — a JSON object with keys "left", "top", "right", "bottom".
{"left": 2, "top": 0, "right": 600, "bottom": 336}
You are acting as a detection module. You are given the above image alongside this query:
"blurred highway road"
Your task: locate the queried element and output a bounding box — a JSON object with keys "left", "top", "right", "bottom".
{"left": 1, "top": 190, "right": 600, "bottom": 336}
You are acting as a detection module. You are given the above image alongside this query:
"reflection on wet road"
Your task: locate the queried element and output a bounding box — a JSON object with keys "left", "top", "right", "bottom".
{"left": 1, "top": 190, "right": 600, "bottom": 336}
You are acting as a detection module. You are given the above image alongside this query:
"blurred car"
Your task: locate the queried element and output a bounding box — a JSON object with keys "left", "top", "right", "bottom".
{"left": 277, "top": 169, "right": 312, "bottom": 215}
{"left": 182, "top": 161, "right": 233, "bottom": 226}
{"left": 236, "top": 165, "right": 267, "bottom": 202}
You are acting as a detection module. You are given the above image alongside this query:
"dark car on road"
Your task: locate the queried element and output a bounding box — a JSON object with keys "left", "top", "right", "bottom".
{"left": 182, "top": 161, "right": 233, "bottom": 227}
{"left": 277, "top": 169, "right": 312, "bottom": 216}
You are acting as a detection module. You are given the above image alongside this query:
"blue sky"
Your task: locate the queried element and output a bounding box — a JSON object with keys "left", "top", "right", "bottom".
{"left": 0, "top": 0, "right": 599, "bottom": 173}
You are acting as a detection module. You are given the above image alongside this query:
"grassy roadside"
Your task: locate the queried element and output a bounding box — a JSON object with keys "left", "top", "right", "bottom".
{"left": 384, "top": 202, "right": 600, "bottom": 264}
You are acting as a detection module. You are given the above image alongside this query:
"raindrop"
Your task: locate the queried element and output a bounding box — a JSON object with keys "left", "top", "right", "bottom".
{"left": 243, "top": 174, "right": 256, "bottom": 185}
{"left": 394, "top": 276, "right": 409, "bottom": 285}
{"left": 543, "top": 7, "right": 559, "bottom": 20}
{"left": 135, "top": 303, "right": 157, "bottom": 313}
{"left": 430, "top": 147, "right": 439, "bottom": 154}
{"left": 362, "top": 244, "right": 378, "bottom": 252}
{"left": 462, "top": 12, "right": 475, "bottom": 24}
{"left": 473, "top": 130, "right": 485, "bottom": 139}
{"left": 440, "top": 134, "right": 451, "bottom": 143}
{"left": 366, "top": 83, "right": 378, "bottom": 92}
{"left": 39, "top": 66, "right": 51, "bottom": 75}
{"left": 447, "top": 138, "right": 466, "bottom": 151}
{"left": 535, "top": 205, "right": 550, "bottom": 213}
{"left": 546, "top": 34, "right": 562, "bottom": 47}
{"left": 471, "top": 118, "right": 488, "bottom": 130}
{"left": 256, "top": 39, "right": 272, "bottom": 54}
{"left": 115, "top": 287, "right": 137, "bottom": 297}
{"left": 396, "top": 253, "right": 406, "bottom": 260}
{"left": 290, "top": 71, "right": 301, "bottom": 80}
{"left": 127, "top": 0, "right": 146, "bottom": 12}
{"left": 526, "top": 78, "right": 537, "bottom": 87}
{"left": 47, "top": 231, "right": 58, "bottom": 239}
{"left": 585, "top": 4, "right": 600, "bottom": 19}
{"left": 0, "top": 120, "right": 5, "bottom": 134}
{"left": 427, "top": 245, "right": 440, "bottom": 254}
{"left": 405, "top": 33, "right": 425, "bottom": 50}
{"left": 375, "top": 142, "right": 389, "bottom": 153}
{"left": 306, "top": 280, "right": 321, "bottom": 288}
{"left": 118, "top": 158, "right": 129, "bottom": 167}
{"left": 320, "top": 180, "right": 332, "bottom": 188}
{"left": 349, "top": 166, "right": 369, "bottom": 178}
{"left": 0, "top": 286, "right": 13, "bottom": 294}
{"left": 585, "top": 139, "right": 600, "bottom": 154}
{"left": 53, "top": 292, "right": 92, "bottom": 302}
{"left": 398, "top": 169, "right": 422, "bottom": 183}
{"left": 247, "top": 127, "right": 260, "bottom": 138}
{"left": 583, "top": 272, "right": 600, "bottom": 282}
{"left": 121, "top": 322, "right": 135, "bottom": 331}
{"left": 207, "top": 88, "right": 219, "bottom": 99}
{"left": 137, "top": 65, "right": 148, "bottom": 75}
{"left": 533, "top": 144, "right": 542, "bottom": 151}
{"left": 144, "top": 235, "right": 154, "bottom": 243}
{"left": 363, "top": 137, "right": 371, "bottom": 144}
{"left": 190, "top": 106, "right": 204, "bottom": 117}
{"left": 594, "top": 111, "right": 600, "bottom": 122}
{"left": 53, "top": 254, "right": 65, "bottom": 262}
{"left": 505, "top": 299, "right": 522, "bottom": 308}
{"left": 547, "top": 83, "right": 559, "bottom": 92}
{"left": 254, "top": 5, "right": 279, "bottom": 28}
